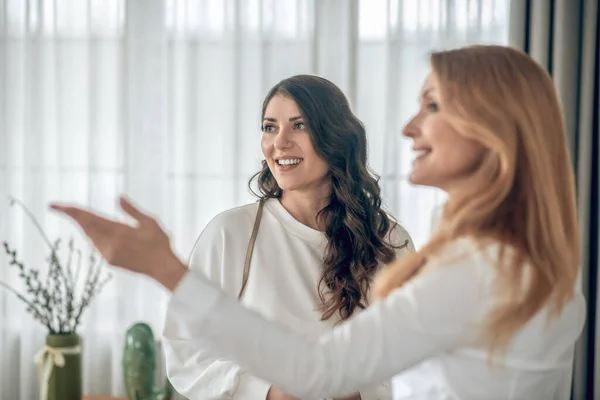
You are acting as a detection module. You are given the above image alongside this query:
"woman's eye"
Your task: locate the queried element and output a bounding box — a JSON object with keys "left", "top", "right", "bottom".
{"left": 262, "top": 125, "right": 276, "bottom": 132}
{"left": 294, "top": 122, "right": 305, "bottom": 130}
{"left": 426, "top": 103, "right": 439, "bottom": 112}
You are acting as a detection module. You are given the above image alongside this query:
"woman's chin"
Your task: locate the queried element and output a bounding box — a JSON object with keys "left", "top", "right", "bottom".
{"left": 408, "top": 173, "right": 424, "bottom": 186}
{"left": 275, "top": 180, "right": 300, "bottom": 193}
{"left": 409, "top": 170, "right": 441, "bottom": 188}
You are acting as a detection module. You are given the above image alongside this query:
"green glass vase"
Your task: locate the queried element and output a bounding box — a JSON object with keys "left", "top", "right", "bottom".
{"left": 43, "top": 333, "right": 82, "bottom": 400}
{"left": 123, "top": 322, "right": 173, "bottom": 400}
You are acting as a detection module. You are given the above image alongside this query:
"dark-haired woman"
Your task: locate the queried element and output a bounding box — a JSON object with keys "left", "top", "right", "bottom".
{"left": 162, "top": 75, "right": 413, "bottom": 400}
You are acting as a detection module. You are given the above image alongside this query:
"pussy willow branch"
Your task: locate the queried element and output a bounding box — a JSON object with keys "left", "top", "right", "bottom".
{"left": 0, "top": 281, "right": 53, "bottom": 332}
{"left": 67, "top": 248, "right": 85, "bottom": 331}
{"left": 3, "top": 197, "right": 112, "bottom": 334}
{"left": 3, "top": 241, "right": 55, "bottom": 329}
{"left": 71, "top": 253, "right": 103, "bottom": 332}
{"left": 51, "top": 239, "right": 73, "bottom": 332}
{"left": 71, "top": 272, "right": 112, "bottom": 332}
{"left": 42, "top": 242, "right": 63, "bottom": 332}
{"left": 9, "top": 196, "right": 61, "bottom": 322}
{"left": 73, "top": 248, "right": 83, "bottom": 295}
{"left": 8, "top": 197, "right": 54, "bottom": 251}
{"left": 64, "top": 240, "right": 76, "bottom": 332}
{"left": 66, "top": 239, "right": 75, "bottom": 288}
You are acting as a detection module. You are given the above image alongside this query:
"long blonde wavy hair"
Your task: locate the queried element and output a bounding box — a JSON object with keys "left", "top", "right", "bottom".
{"left": 373, "top": 45, "right": 580, "bottom": 353}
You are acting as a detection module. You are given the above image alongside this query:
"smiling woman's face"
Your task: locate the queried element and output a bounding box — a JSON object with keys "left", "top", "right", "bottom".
{"left": 261, "top": 94, "right": 329, "bottom": 194}
{"left": 402, "top": 73, "right": 486, "bottom": 193}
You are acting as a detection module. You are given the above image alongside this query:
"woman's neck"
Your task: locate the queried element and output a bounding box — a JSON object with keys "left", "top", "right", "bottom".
{"left": 279, "top": 189, "right": 330, "bottom": 231}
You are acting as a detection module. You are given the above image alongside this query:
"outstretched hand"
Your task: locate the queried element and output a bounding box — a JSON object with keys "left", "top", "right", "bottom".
{"left": 50, "top": 196, "right": 188, "bottom": 291}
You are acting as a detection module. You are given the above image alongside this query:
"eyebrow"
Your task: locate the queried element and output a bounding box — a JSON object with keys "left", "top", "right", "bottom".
{"left": 421, "top": 87, "right": 435, "bottom": 97}
{"left": 263, "top": 115, "right": 303, "bottom": 123}
{"left": 418, "top": 87, "right": 437, "bottom": 103}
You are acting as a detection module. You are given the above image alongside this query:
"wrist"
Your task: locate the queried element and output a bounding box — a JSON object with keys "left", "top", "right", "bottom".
{"left": 266, "top": 387, "right": 277, "bottom": 400}
{"left": 266, "top": 386, "right": 295, "bottom": 400}
{"left": 266, "top": 387, "right": 274, "bottom": 400}
{"left": 149, "top": 252, "right": 188, "bottom": 292}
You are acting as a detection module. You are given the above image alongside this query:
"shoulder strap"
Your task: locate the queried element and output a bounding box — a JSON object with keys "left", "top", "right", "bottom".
{"left": 237, "top": 199, "right": 265, "bottom": 300}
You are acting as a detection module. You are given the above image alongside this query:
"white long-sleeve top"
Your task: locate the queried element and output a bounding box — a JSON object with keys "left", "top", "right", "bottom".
{"left": 163, "top": 198, "right": 414, "bottom": 399}
{"left": 165, "top": 237, "right": 586, "bottom": 400}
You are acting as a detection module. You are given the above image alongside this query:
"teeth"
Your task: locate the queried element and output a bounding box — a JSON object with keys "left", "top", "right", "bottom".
{"left": 414, "top": 150, "right": 430, "bottom": 158}
{"left": 277, "top": 158, "right": 303, "bottom": 166}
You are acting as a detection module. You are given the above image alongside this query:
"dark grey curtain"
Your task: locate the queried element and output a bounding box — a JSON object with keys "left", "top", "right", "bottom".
{"left": 509, "top": 0, "right": 599, "bottom": 398}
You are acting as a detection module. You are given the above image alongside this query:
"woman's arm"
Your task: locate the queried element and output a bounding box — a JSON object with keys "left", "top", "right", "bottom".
{"left": 352, "top": 222, "right": 414, "bottom": 400}
{"left": 167, "top": 248, "right": 487, "bottom": 399}
{"left": 50, "top": 199, "right": 488, "bottom": 399}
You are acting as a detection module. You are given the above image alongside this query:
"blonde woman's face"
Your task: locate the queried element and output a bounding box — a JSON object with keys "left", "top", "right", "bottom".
{"left": 402, "top": 74, "right": 486, "bottom": 193}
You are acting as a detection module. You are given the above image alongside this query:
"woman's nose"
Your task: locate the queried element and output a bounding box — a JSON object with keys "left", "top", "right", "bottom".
{"left": 274, "top": 129, "right": 293, "bottom": 150}
{"left": 402, "top": 115, "right": 421, "bottom": 138}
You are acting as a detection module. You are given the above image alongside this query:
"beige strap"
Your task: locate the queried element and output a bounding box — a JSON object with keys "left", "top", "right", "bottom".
{"left": 237, "top": 199, "right": 265, "bottom": 300}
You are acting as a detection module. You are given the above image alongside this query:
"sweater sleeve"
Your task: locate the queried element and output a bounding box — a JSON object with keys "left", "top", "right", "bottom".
{"left": 162, "top": 210, "right": 271, "bottom": 400}
{"left": 355, "top": 222, "right": 415, "bottom": 400}
{"left": 167, "top": 240, "right": 490, "bottom": 399}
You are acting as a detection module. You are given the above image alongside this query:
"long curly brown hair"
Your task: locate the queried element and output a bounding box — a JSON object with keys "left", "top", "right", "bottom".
{"left": 249, "top": 75, "right": 408, "bottom": 321}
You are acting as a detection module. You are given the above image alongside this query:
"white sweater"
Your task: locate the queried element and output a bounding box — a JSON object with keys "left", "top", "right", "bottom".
{"left": 165, "top": 237, "right": 586, "bottom": 400}
{"left": 163, "top": 199, "right": 414, "bottom": 399}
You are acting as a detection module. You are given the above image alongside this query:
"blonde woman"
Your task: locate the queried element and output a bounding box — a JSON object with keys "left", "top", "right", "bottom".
{"left": 53, "top": 45, "right": 586, "bottom": 399}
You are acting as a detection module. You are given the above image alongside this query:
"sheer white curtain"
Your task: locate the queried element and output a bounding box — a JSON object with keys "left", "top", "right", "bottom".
{"left": 0, "top": 0, "right": 509, "bottom": 398}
